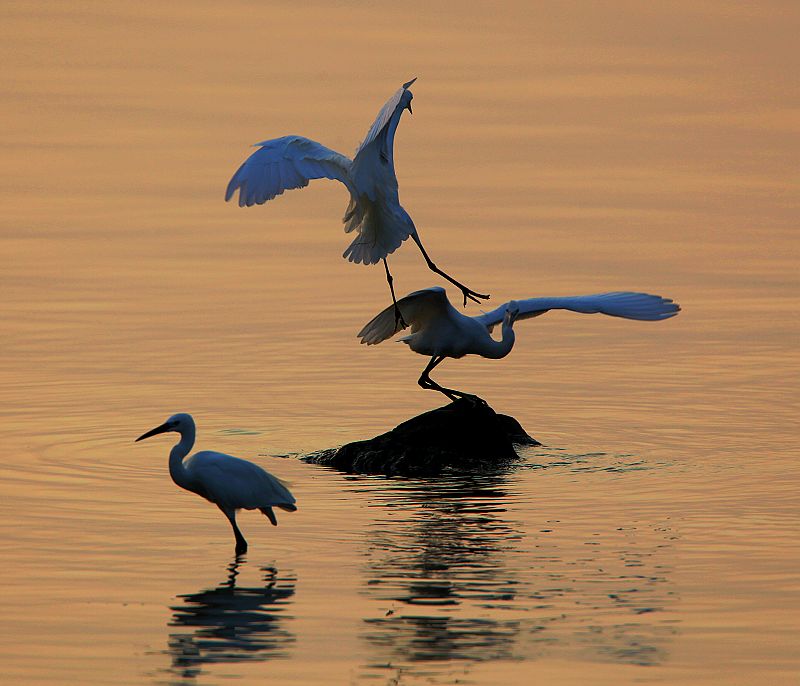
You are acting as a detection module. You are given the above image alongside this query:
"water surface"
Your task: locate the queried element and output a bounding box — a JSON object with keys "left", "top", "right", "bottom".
{"left": 1, "top": 2, "right": 798, "bottom": 684}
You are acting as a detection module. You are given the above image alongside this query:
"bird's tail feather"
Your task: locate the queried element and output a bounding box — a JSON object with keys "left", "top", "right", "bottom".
{"left": 342, "top": 198, "right": 413, "bottom": 264}
{"left": 259, "top": 507, "right": 278, "bottom": 526}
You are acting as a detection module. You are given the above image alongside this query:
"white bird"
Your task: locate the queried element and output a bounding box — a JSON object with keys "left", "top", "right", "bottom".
{"left": 224, "top": 79, "right": 488, "bottom": 324}
{"left": 358, "top": 287, "right": 680, "bottom": 401}
{"left": 135, "top": 413, "right": 296, "bottom": 556}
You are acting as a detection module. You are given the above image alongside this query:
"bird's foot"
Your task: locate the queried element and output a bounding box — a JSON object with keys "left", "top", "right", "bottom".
{"left": 454, "top": 393, "right": 488, "bottom": 407}
{"left": 460, "top": 286, "right": 490, "bottom": 307}
{"left": 235, "top": 542, "right": 248, "bottom": 556}
{"left": 445, "top": 391, "right": 485, "bottom": 406}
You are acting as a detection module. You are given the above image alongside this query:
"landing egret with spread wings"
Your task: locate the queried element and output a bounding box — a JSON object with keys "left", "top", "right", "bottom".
{"left": 225, "top": 79, "right": 488, "bottom": 322}
{"left": 358, "top": 287, "right": 680, "bottom": 401}
{"left": 135, "top": 413, "right": 296, "bottom": 556}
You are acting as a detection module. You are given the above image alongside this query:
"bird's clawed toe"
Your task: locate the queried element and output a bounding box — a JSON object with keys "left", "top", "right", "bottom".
{"left": 461, "top": 288, "right": 490, "bottom": 307}
{"left": 457, "top": 393, "right": 487, "bottom": 407}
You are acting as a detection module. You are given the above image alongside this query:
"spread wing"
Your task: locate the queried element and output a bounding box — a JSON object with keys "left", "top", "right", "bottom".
{"left": 358, "top": 286, "right": 450, "bottom": 345}
{"left": 474, "top": 292, "right": 681, "bottom": 331}
{"left": 225, "top": 135, "right": 353, "bottom": 207}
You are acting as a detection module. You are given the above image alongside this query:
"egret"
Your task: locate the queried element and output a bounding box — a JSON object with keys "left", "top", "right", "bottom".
{"left": 135, "top": 413, "right": 296, "bottom": 556}
{"left": 358, "top": 287, "right": 680, "bottom": 401}
{"left": 224, "top": 78, "right": 488, "bottom": 324}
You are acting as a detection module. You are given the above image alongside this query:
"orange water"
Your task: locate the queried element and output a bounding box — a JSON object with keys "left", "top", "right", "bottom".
{"left": 1, "top": 2, "right": 798, "bottom": 684}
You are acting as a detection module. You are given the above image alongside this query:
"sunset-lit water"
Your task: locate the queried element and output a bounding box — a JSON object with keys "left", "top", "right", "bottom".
{"left": 1, "top": 2, "right": 798, "bottom": 684}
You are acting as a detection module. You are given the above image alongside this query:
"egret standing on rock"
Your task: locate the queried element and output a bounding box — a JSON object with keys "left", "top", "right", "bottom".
{"left": 225, "top": 79, "right": 488, "bottom": 324}
{"left": 358, "top": 287, "right": 680, "bottom": 401}
{"left": 135, "top": 413, "right": 296, "bottom": 556}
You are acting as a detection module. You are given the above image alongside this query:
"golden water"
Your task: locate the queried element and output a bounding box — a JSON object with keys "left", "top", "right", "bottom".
{"left": 1, "top": 2, "right": 798, "bottom": 684}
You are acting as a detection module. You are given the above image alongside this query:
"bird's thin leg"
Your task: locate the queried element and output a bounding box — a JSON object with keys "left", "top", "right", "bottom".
{"left": 220, "top": 506, "right": 248, "bottom": 555}
{"left": 383, "top": 258, "right": 408, "bottom": 331}
{"left": 417, "top": 356, "right": 467, "bottom": 402}
{"left": 417, "top": 356, "right": 487, "bottom": 405}
{"left": 410, "top": 232, "right": 490, "bottom": 306}
{"left": 425, "top": 377, "right": 472, "bottom": 403}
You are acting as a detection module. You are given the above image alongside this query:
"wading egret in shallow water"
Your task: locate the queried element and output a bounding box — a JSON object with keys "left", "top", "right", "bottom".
{"left": 224, "top": 78, "right": 488, "bottom": 322}
{"left": 358, "top": 287, "right": 680, "bottom": 401}
{"left": 135, "top": 413, "right": 296, "bottom": 556}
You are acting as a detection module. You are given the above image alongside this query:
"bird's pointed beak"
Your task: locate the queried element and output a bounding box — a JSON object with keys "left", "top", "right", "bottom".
{"left": 135, "top": 421, "right": 172, "bottom": 442}
{"left": 406, "top": 102, "right": 413, "bottom": 114}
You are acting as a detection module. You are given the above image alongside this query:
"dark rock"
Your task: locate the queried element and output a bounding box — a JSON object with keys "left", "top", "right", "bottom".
{"left": 303, "top": 399, "right": 540, "bottom": 476}
{"left": 495, "top": 413, "right": 541, "bottom": 446}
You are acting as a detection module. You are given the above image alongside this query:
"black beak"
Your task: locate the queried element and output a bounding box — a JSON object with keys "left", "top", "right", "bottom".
{"left": 406, "top": 103, "right": 413, "bottom": 115}
{"left": 135, "top": 421, "right": 172, "bottom": 442}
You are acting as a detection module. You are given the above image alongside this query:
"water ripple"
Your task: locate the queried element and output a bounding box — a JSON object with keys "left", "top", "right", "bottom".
{"left": 350, "top": 469, "right": 678, "bottom": 682}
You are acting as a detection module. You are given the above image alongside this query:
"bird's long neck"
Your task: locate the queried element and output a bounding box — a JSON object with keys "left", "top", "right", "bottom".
{"left": 169, "top": 425, "right": 195, "bottom": 491}
{"left": 380, "top": 105, "right": 406, "bottom": 166}
{"left": 478, "top": 321, "right": 516, "bottom": 359}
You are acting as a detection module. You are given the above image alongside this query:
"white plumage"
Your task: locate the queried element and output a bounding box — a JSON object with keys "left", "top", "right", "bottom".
{"left": 225, "top": 79, "right": 487, "bottom": 310}
{"left": 473, "top": 291, "right": 682, "bottom": 329}
{"left": 358, "top": 287, "right": 680, "bottom": 401}
{"left": 135, "top": 413, "right": 296, "bottom": 556}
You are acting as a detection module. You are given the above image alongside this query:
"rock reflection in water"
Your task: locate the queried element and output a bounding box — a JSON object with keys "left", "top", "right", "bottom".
{"left": 355, "top": 466, "right": 676, "bottom": 681}
{"left": 164, "top": 561, "right": 295, "bottom": 681}
{"left": 360, "top": 474, "right": 524, "bottom": 669}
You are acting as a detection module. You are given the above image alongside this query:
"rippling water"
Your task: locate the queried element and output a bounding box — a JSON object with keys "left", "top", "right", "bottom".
{"left": 1, "top": 2, "right": 798, "bottom": 685}
{"left": 357, "top": 470, "right": 676, "bottom": 677}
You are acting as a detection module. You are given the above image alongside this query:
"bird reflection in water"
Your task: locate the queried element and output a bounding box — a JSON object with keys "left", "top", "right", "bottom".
{"left": 359, "top": 473, "right": 524, "bottom": 670}
{"left": 165, "top": 561, "right": 295, "bottom": 681}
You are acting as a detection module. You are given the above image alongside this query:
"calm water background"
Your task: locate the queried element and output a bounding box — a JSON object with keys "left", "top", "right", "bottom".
{"left": 1, "top": 2, "right": 798, "bottom": 684}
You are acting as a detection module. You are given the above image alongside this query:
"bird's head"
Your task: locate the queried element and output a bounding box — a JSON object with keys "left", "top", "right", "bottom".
{"left": 504, "top": 301, "right": 520, "bottom": 326}
{"left": 135, "top": 412, "right": 193, "bottom": 442}
{"left": 401, "top": 77, "right": 416, "bottom": 114}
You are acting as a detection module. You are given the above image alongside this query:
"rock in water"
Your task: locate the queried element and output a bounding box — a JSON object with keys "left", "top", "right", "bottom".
{"left": 304, "top": 399, "right": 540, "bottom": 476}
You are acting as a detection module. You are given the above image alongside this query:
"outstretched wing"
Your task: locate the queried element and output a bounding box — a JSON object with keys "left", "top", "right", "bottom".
{"left": 225, "top": 135, "right": 353, "bottom": 207}
{"left": 474, "top": 292, "right": 681, "bottom": 331}
{"left": 358, "top": 286, "right": 449, "bottom": 345}
{"left": 354, "top": 78, "right": 416, "bottom": 158}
